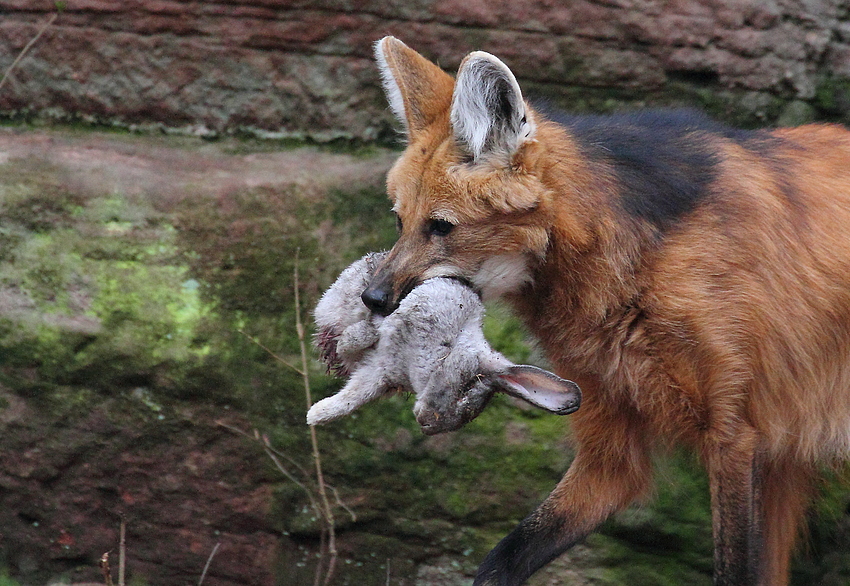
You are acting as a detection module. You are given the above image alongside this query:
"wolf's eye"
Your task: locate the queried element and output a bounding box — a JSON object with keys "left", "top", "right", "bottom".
{"left": 427, "top": 218, "right": 455, "bottom": 237}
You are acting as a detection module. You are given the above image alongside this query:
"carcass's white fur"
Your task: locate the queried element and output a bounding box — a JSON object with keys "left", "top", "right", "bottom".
{"left": 309, "top": 254, "right": 580, "bottom": 433}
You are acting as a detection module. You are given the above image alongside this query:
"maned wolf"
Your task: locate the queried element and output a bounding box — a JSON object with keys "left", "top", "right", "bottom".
{"left": 362, "top": 36, "right": 850, "bottom": 586}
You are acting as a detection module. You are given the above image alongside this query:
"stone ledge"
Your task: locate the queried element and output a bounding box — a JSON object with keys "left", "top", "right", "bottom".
{"left": 0, "top": 1, "right": 848, "bottom": 140}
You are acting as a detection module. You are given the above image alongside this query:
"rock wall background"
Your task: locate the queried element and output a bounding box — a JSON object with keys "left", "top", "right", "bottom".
{"left": 1, "top": 0, "right": 850, "bottom": 141}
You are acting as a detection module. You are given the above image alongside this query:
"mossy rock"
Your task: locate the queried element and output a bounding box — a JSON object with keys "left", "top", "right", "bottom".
{"left": 1, "top": 132, "right": 849, "bottom": 585}
{"left": 814, "top": 75, "right": 850, "bottom": 123}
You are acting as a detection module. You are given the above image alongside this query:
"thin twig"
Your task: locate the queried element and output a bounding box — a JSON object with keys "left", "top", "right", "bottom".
{"left": 216, "top": 420, "right": 338, "bottom": 533}
{"left": 386, "top": 558, "right": 391, "bottom": 586}
{"left": 262, "top": 443, "right": 322, "bottom": 518}
{"left": 100, "top": 552, "right": 114, "bottom": 586}
{"left": 216, "top": 420, "right": 313, "bottom": 489}
{"left": 313, "top": 528, "right": 327, "bottom": 586}
{"left": 118, "top": 517, "right": 126, "bottom": 586}
{"left": 330, "top": 484, "right": 357, "bottom": 523}
{"left": 198, "top": 542, "right": 221, "bottom": 586}
{"left": 260, "top": 432, "right": 312, "bottom": 479}
{"left": 0, "top": 13, "right": 58, "bottom": 93}
{"left": 296, "top": 249, "right": 339, "bottom": 586}
{"left": 237, "top": 329, "right": 305, "bottom": 376}
{"left": 222, "top": 250, "right": 348, "bottom": 586}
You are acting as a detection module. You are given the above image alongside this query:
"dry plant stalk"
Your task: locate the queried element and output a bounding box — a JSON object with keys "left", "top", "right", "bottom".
{"left": 294, "top": 250, "right": 341, "bottom": 586}
{"left": 100, "top": 515, "right": 127, "bottom": 586}
{"left": 198, "top": 542, "right": 221, "bottom": 586}
{"left": 0, "top": 11, "right": 59, "bottom": 93}
{"left": 100, "top": 553, "right": 114, "bottom": 586}
{"left": 223, "top": 250, "right": 354, "bottom": 586}
{"left": 118, "top": 516, "right": 126, "bottom": 586}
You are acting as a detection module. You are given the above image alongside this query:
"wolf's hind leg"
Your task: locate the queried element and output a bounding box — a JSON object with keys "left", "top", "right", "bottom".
{"left": 758, "top": 457, "right": 813, "bottom": 586}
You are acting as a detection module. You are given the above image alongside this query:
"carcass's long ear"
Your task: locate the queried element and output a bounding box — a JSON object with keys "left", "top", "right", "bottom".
{"left": 451, "top": 51, "right": 536, "bottom": 161}
{"left": 497, "top": 365, "right": 581, "bottom": 415}
{"left": 374, "top": 36, "right": 455, "bottom": 139}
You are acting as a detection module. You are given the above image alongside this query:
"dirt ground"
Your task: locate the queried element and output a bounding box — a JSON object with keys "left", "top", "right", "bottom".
{"left": 0, "top": 127, "right": 397, "bottom": 204}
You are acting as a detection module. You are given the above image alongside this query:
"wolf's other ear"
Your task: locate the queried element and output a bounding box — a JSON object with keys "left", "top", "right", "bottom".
{"left": 451, "top": 51, "right": 536, "bottom": 162}
{"left": 375, "top": 36, "right": 455, "bottom": 139}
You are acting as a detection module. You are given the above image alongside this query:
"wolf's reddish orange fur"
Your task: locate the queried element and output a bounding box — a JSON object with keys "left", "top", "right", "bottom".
{"left": 365, "top": 37, "right": 850, "bottom": 585}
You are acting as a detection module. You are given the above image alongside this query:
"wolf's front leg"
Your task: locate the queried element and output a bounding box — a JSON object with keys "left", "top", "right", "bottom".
{"left": 705, "top": 427, "right": 764, "bottom": 586}
{"left": 474, "top": 395, "right": 653, "bottom": 586}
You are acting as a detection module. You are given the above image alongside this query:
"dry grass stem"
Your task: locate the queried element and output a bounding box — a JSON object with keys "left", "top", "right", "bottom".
{"left": 198, "top": 542, "right": 221, "bottom": 586}
{"left": 0, "top": 13, "right": 58, "bottom": 93}
{"left": 118, "top": 517, "right": 126, "bottom": 586}
{"left": 295, "top": 248, "right": 338, "bottom": 586}
{"left": 330, "top": 485, "right": 357, "bottom": 524}
{"left": 215, "top": 421, "right": 316, "bottom": 507}
{"left": 100, "top": 552, "right": 114, "bottom": 586}
{"left": 237, "top": 329, "right": 305, "bottom": 376}
{"left": 220, "top": 249, "right": 353, "bottom": 585}
{"left": 260, "top": 432, "right": 312, "bottom": 480}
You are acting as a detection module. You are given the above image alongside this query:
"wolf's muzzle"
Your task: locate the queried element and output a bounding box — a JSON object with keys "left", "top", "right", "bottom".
{"left": 361, "top": 285, "right": 393, "bottom": 315}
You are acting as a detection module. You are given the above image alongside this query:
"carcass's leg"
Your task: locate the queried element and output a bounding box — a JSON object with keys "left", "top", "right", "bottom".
{"left": 306, "top": 366, "right": 387, "bottom": 425}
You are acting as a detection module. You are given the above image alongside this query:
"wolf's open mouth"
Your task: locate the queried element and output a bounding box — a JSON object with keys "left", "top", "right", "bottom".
{"left": 446, "top": 274, "right": 479, "bottom": 292}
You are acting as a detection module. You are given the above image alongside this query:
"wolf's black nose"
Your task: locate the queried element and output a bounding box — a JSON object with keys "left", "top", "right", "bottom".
{"left": 361, "top": 286, "right": 391, "bottom": 315}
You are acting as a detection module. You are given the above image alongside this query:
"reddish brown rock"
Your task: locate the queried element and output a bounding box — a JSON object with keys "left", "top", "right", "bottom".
{"left": 1, "top": 0, "right": 847, "bottom": 136}
{"left": 0, "top": 395, "right": 279, "bottom": 586}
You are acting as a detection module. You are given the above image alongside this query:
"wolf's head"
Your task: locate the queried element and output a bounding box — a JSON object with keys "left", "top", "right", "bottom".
{"left": 362, "top": 37, "right": 589, "bottom": 315}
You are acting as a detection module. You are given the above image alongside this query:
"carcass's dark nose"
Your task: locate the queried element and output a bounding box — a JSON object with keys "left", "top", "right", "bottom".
{"left": 361, "top": 286, "right": 391, "bottom": 315}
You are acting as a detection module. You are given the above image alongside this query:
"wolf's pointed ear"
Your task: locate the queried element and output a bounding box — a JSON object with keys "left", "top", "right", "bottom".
{"left": 375, "top": 36, "right": 455, "bottom": 139}
{"left": 451, "top": 52, "right": 536, "bottom": 162}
